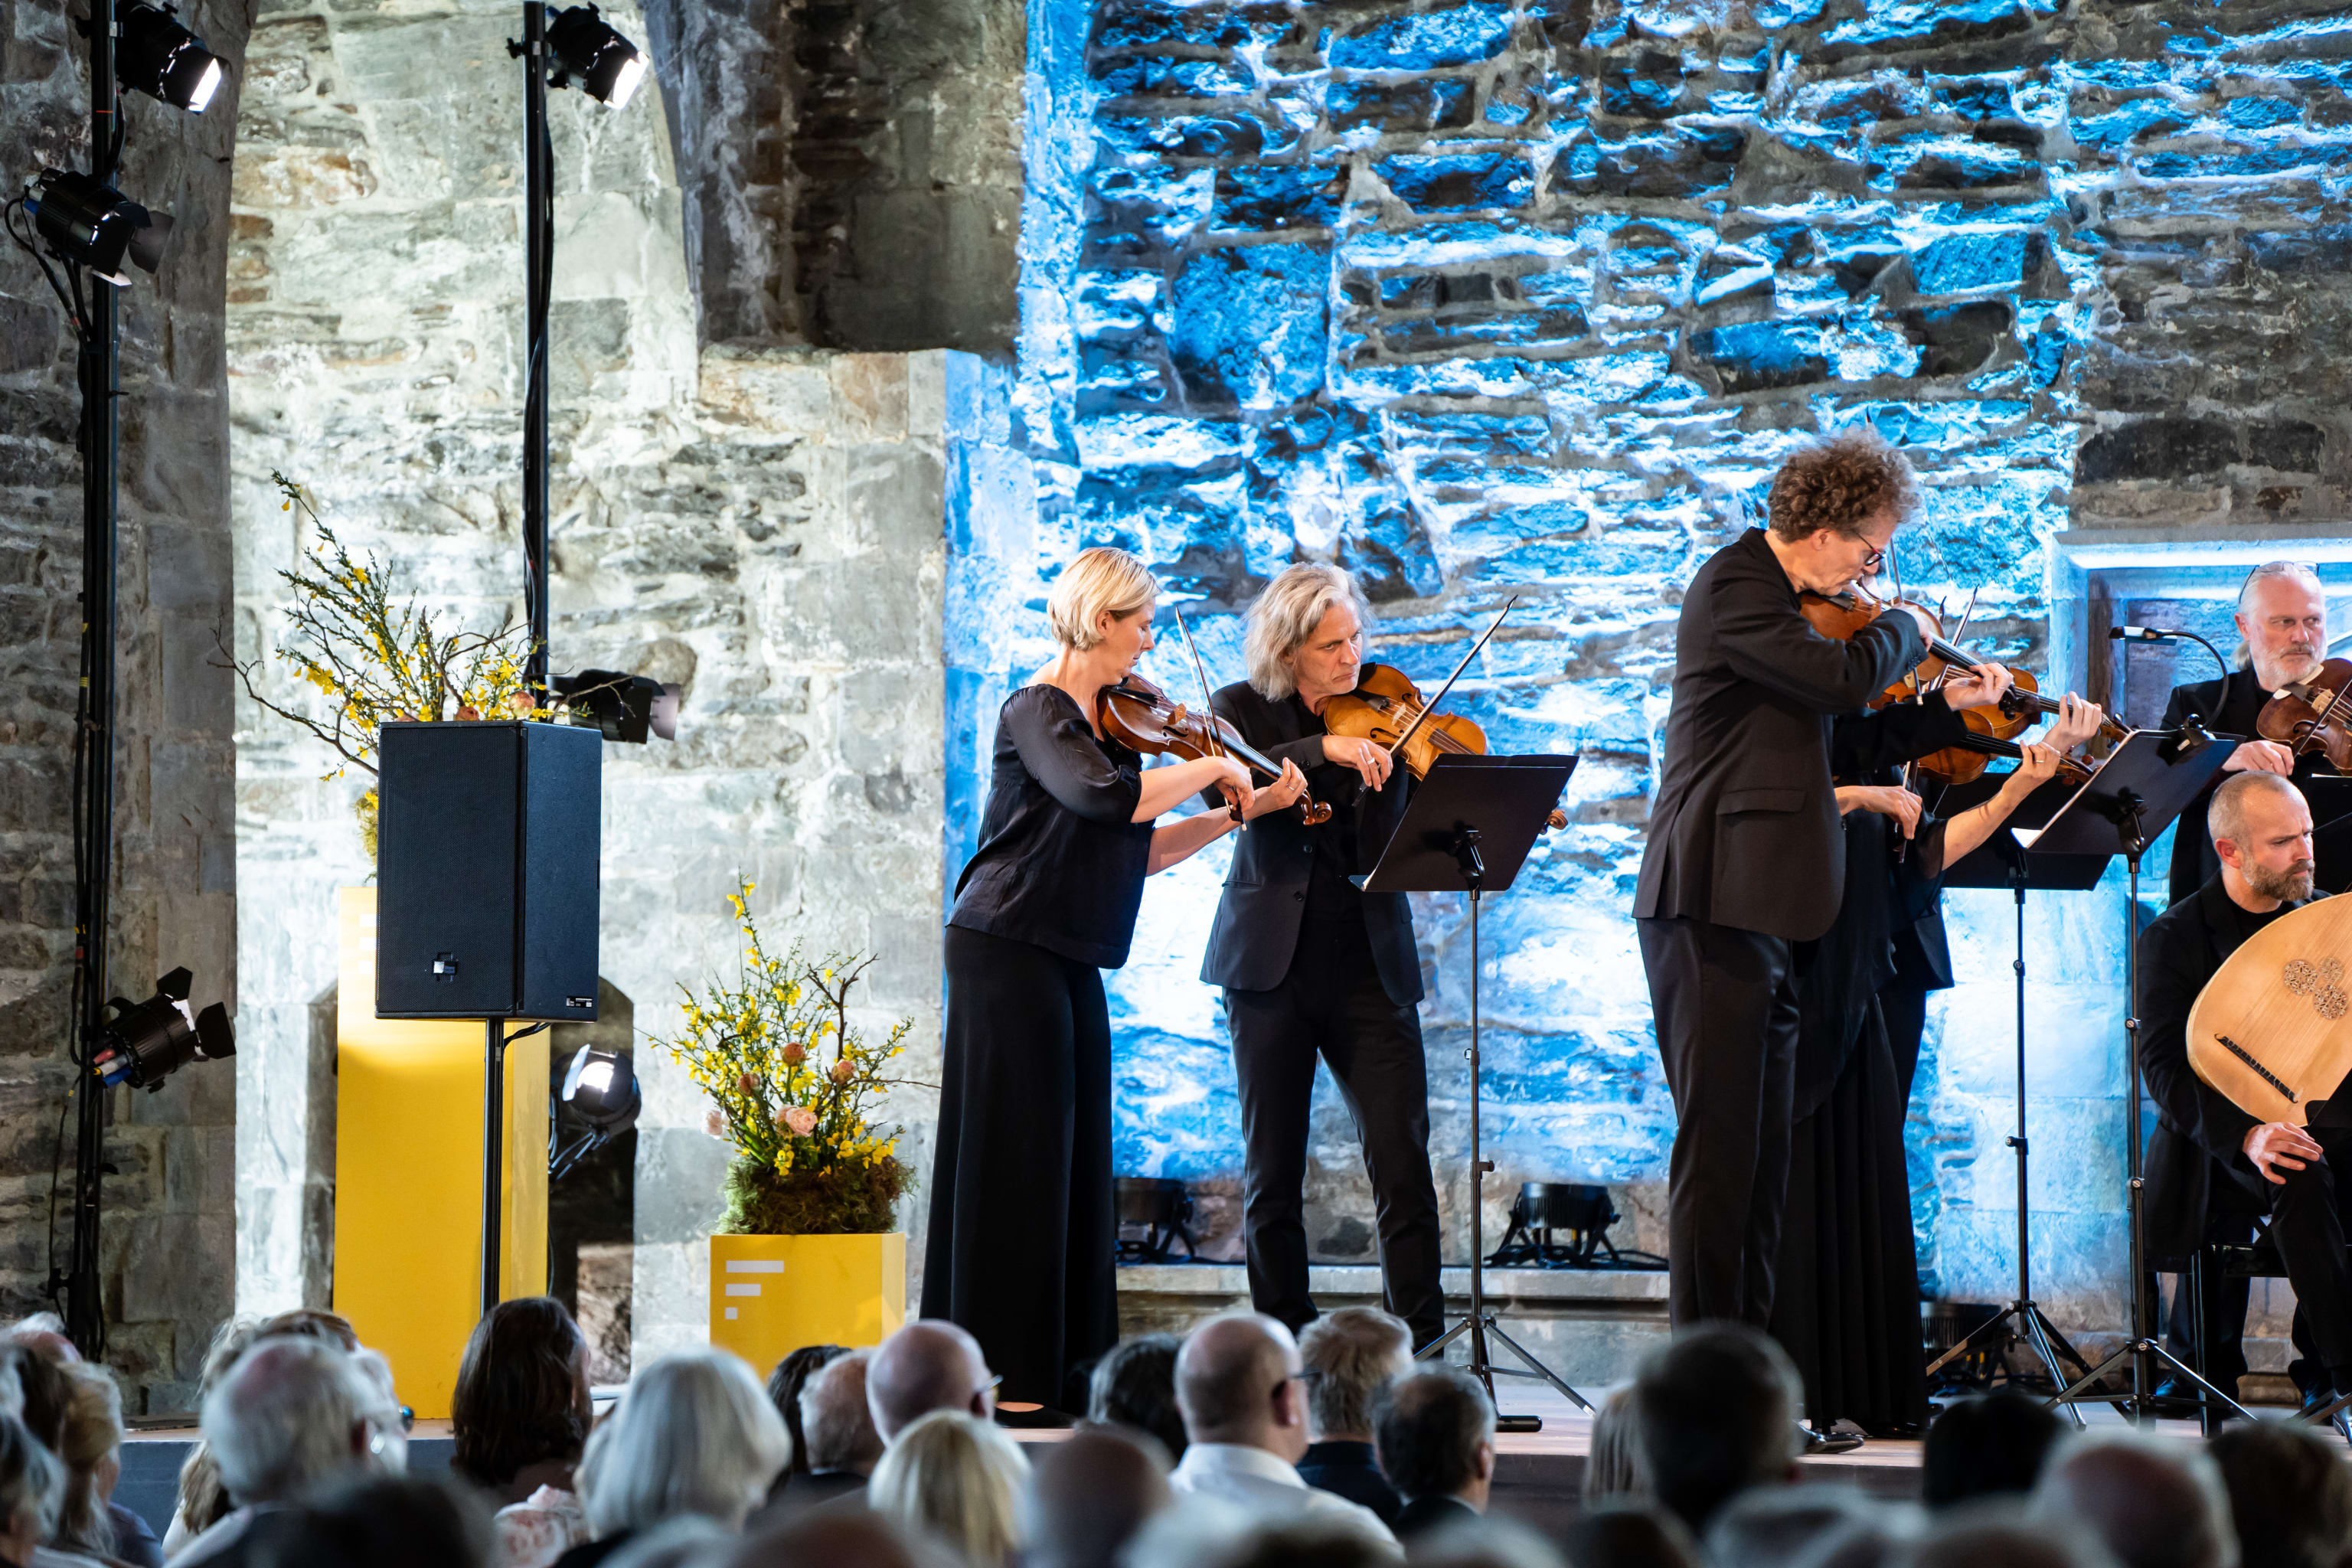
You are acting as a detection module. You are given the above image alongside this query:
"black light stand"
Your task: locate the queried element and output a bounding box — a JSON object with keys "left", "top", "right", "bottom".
{"left": 517, "top": 0, "right": 552, "bottom": 697}
{"left": 1367, "top": 753, "right": 1583, "bottom": 1432}
{"left": 61, "top": 0, "right": 123, "bottom": 1359}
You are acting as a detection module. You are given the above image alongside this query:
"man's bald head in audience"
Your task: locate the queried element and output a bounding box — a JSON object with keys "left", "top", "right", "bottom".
{"left": 865, "top": 1321, "right": 995, "bottom": 1442}
{"left": 1024, "top": 1425, "right": 1171, "bottom": 1568}
{"left": 2030, "top": 1434, "right": 2236, "bottom": 1568}
{"left": 1175, "top": 1312, "right": 1308, "bottom": 1462}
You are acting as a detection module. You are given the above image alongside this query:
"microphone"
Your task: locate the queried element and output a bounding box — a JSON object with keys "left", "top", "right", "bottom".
{"left": 2109, "top": 626, "right": 2180, "bottom": 642}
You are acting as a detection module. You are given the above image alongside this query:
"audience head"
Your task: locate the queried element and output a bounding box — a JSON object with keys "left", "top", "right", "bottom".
{"left": 801, "top": 1349, "right": 885, "bottom": 1477}
{"left": 575, "top": 1347, "right": 792, "bottom": 1537}
{"left": 1297, "top": 1308, "right": 1412, "bottom": 1445}
{"left": 0, "top": 1413, "right": 61, "bottom": 1566}
{"left": 2207, "top": 1419, "right": 2352, "bottom": 1568}
{"left": 1907, "top": 1501, "right": 2122, "bottom": 1568}
{"left": 1198, "top": 1516, "right": 1392, "bottom": 1568}
{"left": 868, "top": 1321, "right": 996, "bottom": 1443}
{"left": 1923, "top": 1393, "right": 2065, "bottom": 1510}
{"left": 1631, "top": 1322, "right": 1801, "bottom": 1534}
{"left": 2, "top": 1315, "right": 75, "bottom": 1367}
{"left": 202, "top": 1334, "right": 401, "bottom": 1508}
{"left": 867, "top": 1409, "right": 1031, "bottom": 1568}
{"left": 450, "top": 1295, "right": 591, "bottom": 1496}
{"left": 45, "top": 1357, "right": 123, "bottom": 1560}
{"left": 766, "top": 1344, "right": 847, "bottom": 1476}
{"left": 1560, "top": 1501, "right": 1699, "bottom": 1568}
{"left": 2030, "top": 1432, "right": 2236, "bottom": 1568}
{"left": 1583, "top": 1385, "right": 1648, "bottom": 1502}
{"left": 727, "top": 1511, "right": 950, "bottom": 1568}
{"left": 1705, "top": 1484, "right": 1903, "bottom": 1568}
{"left": 1175, "top": 1312, "right": 1308, "bottom": 1461}
{"left": 1022, "top": 1424, "right": 1171, "bottom": 1568}
{"left": 1086, "top": 1334, "right": 1187, "bottom": 1460}
{"left": 1373, "top": 1366, "right": 1495, "bottom": 1510}
{"left": 255, "top": 1472, "right": 492, "bottom": 1568}
{"left": 175, "top": 1308, "right": 363, "bottom": 1538}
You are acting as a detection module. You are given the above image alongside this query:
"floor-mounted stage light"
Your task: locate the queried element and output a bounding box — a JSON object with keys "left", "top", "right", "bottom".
{"left": 552, "top": 668, "right": 680, "bottom": 745}
{"left": 550, "top": 1044, "right": 639, "bottom": 1182}
{"left": 118, "top": 2, "right": 224, "bottom": 113}
{"left": 90, "top": 967, "right": 235, "bottom": 1093}
{"left": 24, "top": 169, "right": 175, "bottom": 287}
{"left": 546, "top": 5, "right": 644, "bottom": 108}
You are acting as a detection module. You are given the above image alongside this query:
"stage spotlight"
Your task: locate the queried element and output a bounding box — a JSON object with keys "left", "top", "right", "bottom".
{"left": 26, "top": 169, "right": 175, "bottom": 287}
{"left": 119, "top": 2, "right": 225, "bottom": 113}
{"left": 552, "top": 668, "right": 680, "bottom": 745}
{"left": 550, "top": 1044, "right": 639, "bottom": 1181}
{"left": 546, "top": 5, "right": 645, "bottom": 108}
{"left": 91, "top": 967, "right": 234, "bottom": 1093}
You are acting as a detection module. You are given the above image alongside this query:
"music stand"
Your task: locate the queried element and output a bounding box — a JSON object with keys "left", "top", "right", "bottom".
{"left": 2018, "top": 725, "right": 2238, "bottom": 1421}
{"left": 1923, "top": 776, "right": 2110, "bottom": 1422}
{"left": 1365, "top": 751, "right": 1579, "bottom": 1432}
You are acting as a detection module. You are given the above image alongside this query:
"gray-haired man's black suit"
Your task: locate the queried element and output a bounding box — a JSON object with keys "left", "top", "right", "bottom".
{"left": 1634, "top": 528, "right": 1968, "bottom": 1328}
{"left": 1202, "top": 678, "right": 1443, "bottom": 1350}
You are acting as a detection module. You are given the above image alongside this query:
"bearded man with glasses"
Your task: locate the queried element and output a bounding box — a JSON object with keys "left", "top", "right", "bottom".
{"left": 1633, "top": 430, "right": 2017, "bottom": 1345}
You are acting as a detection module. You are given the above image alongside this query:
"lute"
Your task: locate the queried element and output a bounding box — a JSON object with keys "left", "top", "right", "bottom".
{"left": 2186, "top": 896, "right": 2352, "bottom": 1125}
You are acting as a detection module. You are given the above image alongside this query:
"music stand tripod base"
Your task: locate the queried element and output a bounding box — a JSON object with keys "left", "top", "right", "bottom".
{"left": 1363, "top": 752, "right": 1586, "bottom": 1429}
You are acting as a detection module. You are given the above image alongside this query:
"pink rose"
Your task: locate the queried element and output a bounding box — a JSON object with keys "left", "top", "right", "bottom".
{"left": 782, "top": 1043, "right": 807, "bottom": 1066}
{"left": 703, "top": 1108, "right": 726, "bottom": 1138}
{"left": 779, "top": 1106, "right": 818, "bottom": 1137}
{"left": 737, "top": 1071, "right": 758, "bottom": 1095}
{"left": 831, "top": 1060, "right": 854, "bottom": 1084}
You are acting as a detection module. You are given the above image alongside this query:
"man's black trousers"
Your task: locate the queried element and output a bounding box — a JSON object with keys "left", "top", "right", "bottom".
{"left": 1225, "top": 916, "right": 1445, "bottom": 1350}
{"left": 1638, "top": 914, "right": 1799, "bottom": 1329}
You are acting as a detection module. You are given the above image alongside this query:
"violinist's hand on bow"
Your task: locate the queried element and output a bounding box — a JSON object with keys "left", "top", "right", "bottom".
{"left": 1207, "top": 755, "right": 1254, "bottom": 819}
{"left": 1244, "top": 760, "right": 1309, "bottom": 820}
{"left": 1938, "top": 662, "right": 2016, "bottom": 714}
{"left": 1836, "top": 784, "right": 1921, "bottom": 839}
{"left": 1322, "top": 733, "right": 1393, "bottom": 790}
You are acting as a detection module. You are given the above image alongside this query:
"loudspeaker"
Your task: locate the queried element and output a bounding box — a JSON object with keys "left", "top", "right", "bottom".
{"left": 376, "top": 720, "right": 602, "bottom": 1021}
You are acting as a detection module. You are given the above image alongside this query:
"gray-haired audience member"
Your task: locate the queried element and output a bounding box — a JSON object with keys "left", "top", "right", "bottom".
{"left": 0, "top": 1412, "right": 62, "bottom": 1568}
{"left": 1086, "top": 1335, "right": 1187, "bottom": 1461}
{"left": 1922, "top": 1393, "right": 2065, "bottom": 1510}
{"left": 1906, "top": 1503, "right": 2122, "bottom": 1568}
{"left": 1630, "top": 1324, "right": 1799, "bottom": 1535}
{"left": 1165, "top": 1312, "right": 1396, "bottom": 1549}
{"left": 2030, "top": 1433, "right": 2237, "bottom": 1568}
{"left": 1580, "top": 1386, "right": 1647, "bottom": 1502}
{"left": 2207, "top": 1419, "right": 2352, "bottom": 1568}
{"left": 1705, "top": 1484, "right": 1910, "bottom": 1568}
{"left": 1560, "top": 1501, "right": 1699, "bottom": 1568}
{"left": 1023, "top": 1426, "right": 1173, "bottom": 1568}
{"left": 776, "top": 1349, "right": 882, "bottom": 1517}
{"left": 177, "top": 1336, "right": 404, "bottom": 1568}
{"left": 727, "top": 1511, "right": 947, "bottom": 1568}
{"left": 867, "top": 1321, "right": 996, "bottom": 1444}
{"left": 1295, "top": 1309, "right": 1412, "bottom": 1524}
{"left": 1371, "top": 1367, "right": 1494, "bottom": 1543}
{"left": 570, "top": 1348, "right": 792, "bottom": 1557}
{"left": 254, "top": 1474, "right": 492, "bottom": 1568}
{"left": 764, "top": 1345, "right": 846, "bottom": 1485}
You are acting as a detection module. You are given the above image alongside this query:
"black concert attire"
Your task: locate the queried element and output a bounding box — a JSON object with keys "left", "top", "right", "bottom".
{"left": 1297, "top": 1440, "right": 1403, "bottom": 1524}
{"left": 2140, "top": 875, "right": 2352, "bottom": 1401}
{"left": 925, "top": 685, "right": 1154, "bottom": 1411}
{"left": 1633, "top": 528, "right": 1968, "bottom": 1328}
{"left": 1769, "top": 785, "right": 1937, "bottom": 1434}
{"left": 2163, "top": 671, "right": 2337, "bottom": 910}
{"left": 1201, "top": 680, "right": 1445, "bottom": 1350}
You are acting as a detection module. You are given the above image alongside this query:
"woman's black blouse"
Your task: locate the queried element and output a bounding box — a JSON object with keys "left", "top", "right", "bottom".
{"left": 949, "top": 684, "right": 1155, "bottom": 969}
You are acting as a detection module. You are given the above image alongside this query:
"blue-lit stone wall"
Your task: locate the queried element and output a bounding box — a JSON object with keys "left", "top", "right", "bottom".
{"left": 947, "top": 0, "right": 2352, "bottom": 1330}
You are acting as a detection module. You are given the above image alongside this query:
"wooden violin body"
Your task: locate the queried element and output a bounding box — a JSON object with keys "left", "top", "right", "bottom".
{"left": 2259, "top": 658, "right": 2352, "bottom": 771}
{"left": 2187, "top": 897, "right": 2352, "bottom": 1126}
{"left": 1320, "top": 664, "right": 1568, "bottom": 831}
{"left": 1097, "top": 674, "right": 1331, "bottom": 824}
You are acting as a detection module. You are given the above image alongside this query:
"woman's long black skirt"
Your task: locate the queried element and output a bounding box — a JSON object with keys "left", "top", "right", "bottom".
{"left": 1769, "top": 997, "right": 1930, "bottom": 1435}
{"left": 920, "top": 924, "right": 1118, "bottom": 1412}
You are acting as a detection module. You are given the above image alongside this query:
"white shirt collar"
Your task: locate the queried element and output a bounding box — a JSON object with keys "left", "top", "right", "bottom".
{"left": 1174, "top": 1442, "right": 1308, "bottom": 1488}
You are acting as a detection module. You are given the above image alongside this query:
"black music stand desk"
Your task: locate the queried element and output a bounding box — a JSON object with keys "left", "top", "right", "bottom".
{"left": 1364, "top": 751, "right": 1576, "bottom": 1430}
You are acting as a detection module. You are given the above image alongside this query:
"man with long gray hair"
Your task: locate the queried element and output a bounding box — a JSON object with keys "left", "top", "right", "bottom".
{"left": 1197, "top": 562, "right": 1443, "bottom": 1354}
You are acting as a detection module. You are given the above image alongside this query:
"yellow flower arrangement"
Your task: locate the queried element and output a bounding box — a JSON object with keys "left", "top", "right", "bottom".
{"left": 217, "top": 472, "right": 542, "bottom": 854}
{"left": 658, "top": 877, "right": 920, "bottom": 1234}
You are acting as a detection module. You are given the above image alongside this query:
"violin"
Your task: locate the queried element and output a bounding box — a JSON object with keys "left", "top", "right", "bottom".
{"left": 2259, "top": 658, "right": 2352, "bottom": 769}
{"left": 1097, "top": 673, "right": 1331, "bottom": 825}
{"left": 1320, "top": 664, "right": 1569, "bottom": 831}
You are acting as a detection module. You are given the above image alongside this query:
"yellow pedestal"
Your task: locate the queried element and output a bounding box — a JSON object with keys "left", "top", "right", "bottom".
{"left": 334, "top": 887, "right": 550, "bottom": 1419}
{"left": 709, "top": 1233, "right": 906, "bottom": 1374}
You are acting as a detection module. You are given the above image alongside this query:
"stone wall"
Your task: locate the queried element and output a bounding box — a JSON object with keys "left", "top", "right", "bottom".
{"left": 225, "top": 0, "right": 949, "bottom": 1361}
{"left": 969, "top": 0, "right": 2352, "bottom": 1333}
{"left": 642, "top": 0, "right": 1024, "bottom": 348}
{"left": 0, "top": 0, "right": 247, "bottom": 1409}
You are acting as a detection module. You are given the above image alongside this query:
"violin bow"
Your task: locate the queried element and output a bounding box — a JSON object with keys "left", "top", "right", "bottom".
{"left": 1384, "top": 596, "right": 1521, "bottom": 762}
{"left": 1172, "top": 606, "right": 1243, "bottom": 827}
